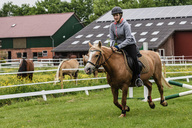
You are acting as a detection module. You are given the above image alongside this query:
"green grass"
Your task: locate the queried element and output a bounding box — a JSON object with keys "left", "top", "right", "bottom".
{"left": 0, "top": 80, "right": 192, "bottom": 128}
{"left": 0, "top": 66, "right": 192, "bottom": 127}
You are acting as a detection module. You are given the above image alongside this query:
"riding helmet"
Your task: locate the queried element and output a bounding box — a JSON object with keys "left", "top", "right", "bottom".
{"left": 111, "top": 6, "right": 123, "bottom": 15}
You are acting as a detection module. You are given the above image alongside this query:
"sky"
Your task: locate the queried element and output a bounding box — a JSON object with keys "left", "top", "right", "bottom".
{"left": 0, "top": 0, "right": 71, "bottom": 9}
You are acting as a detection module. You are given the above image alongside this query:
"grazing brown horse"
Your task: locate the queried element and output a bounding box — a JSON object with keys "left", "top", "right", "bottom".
{"left": 84, "top": 42, "right": 171, "bottom": 117}
{"left": 55, "top": 59, "right": 79, "bottom": 89}
{"left": 17, "top": 58, "right": 34, "bottom": 80}
{"left": 83, "top": 54, "right": 105, "bottom": 78}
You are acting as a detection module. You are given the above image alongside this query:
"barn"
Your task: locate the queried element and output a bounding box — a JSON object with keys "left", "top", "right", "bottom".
{"left": 0, "top": 12, "right": 84, "bottom": 60}
{"left": 53, "top": 5, "right": 192, "bottom": 58}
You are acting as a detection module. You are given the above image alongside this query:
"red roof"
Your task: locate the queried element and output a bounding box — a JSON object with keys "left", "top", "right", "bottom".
{"left": 0, "top": 12, "right": 74, "bottom": 38}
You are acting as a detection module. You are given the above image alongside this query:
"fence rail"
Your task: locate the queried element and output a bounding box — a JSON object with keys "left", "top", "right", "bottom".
{"left": 1, "top": 56, "right": 192, "bottom": 101}
{"left": 0, "top": 84, "right": 110, "bottom": 101}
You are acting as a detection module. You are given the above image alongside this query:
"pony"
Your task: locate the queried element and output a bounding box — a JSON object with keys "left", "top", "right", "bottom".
{"left": 54, "top": 59, "right": 79, "bottom": 89}
{"left": 17, "top": 58, "right": 34, "bottom": 80}
{"left": 84, "top": 42, "right": 171, "bottom": 117}
{"left": 83, "top": 54, "right": 105, "bottom": 78}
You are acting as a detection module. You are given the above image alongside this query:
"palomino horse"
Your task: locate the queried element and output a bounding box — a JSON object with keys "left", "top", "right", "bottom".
{"left": 55, "top": 59, "right": 79, "bottom": 89}
{"left": 17, "top": 58, "right": 34, "bottom": 80}
{"left": 84, "top": 42, "right": 171, "bottom": 117}
{"left": 83, "top": 54, "right": 105, "bottom": 78}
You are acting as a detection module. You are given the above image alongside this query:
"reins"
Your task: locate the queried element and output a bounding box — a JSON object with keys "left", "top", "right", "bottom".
{"left": 87, "top": 47, "right": 114, "bottom": 69}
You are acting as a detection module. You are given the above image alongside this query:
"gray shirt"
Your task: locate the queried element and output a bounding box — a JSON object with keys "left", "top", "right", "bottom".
{"left": 109, "top": 19, "right": 136, "bottom": 49}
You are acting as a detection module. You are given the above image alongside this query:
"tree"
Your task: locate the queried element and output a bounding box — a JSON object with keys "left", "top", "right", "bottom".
{"left": 0, "top": 2, "right": 18, "bottom": 17}
{"left": 71, "top": 0, "right": 93, "bottom": 24}
{"left": 89, "top": 0, "right": 117, "bottom": 22}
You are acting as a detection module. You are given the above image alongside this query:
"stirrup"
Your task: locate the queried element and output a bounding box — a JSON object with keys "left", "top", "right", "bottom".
{"left": 135, "top": 78, "right": 143, "bottom": 87}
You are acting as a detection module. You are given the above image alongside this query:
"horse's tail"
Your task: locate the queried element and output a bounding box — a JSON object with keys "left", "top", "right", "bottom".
{"left": 160, "top": 71, "right": 172, "bottom": 88}
{"left": 54, "top": 59, "right": 67, "bottom": 85}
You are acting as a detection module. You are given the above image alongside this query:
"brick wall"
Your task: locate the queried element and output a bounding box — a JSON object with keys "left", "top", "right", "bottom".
{"left": 0, "top": 47, "right": 54, "bottom": 59}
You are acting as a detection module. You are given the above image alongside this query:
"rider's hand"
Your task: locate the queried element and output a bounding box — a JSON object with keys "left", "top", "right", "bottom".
{"left": 112, "top": 46, "right": 118, "bottom": 51}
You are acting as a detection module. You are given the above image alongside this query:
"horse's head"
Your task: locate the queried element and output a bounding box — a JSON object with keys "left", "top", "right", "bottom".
{"left": 82, "top": 54, "right": 89, "bottom": 66}
{"left": 84, "top": 41, "right": 104, "bottom": 75}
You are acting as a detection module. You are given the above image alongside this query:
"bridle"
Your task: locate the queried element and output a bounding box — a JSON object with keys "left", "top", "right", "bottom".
{"left": 87, "top": 48, "right": 114, "bottom": 69}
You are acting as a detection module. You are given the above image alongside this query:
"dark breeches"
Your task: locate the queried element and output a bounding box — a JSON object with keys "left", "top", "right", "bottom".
{"left": 122, "top": 44, "right": 140, "bottom": 78}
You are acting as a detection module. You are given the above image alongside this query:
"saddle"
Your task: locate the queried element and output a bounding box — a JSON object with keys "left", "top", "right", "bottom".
{"left": 120, "top": 49, "right": 149, "bottom": 74}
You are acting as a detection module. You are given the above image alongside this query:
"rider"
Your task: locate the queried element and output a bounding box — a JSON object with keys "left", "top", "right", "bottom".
{"left": 109, "top": 6, "right": 143, "bottom": 87}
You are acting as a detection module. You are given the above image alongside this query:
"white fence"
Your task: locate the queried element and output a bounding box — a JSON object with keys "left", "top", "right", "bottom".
{"left": 0, "top": 58, "right": 84, "bottom": 68}
{"left": 0, "top": 85, "right": 110, "bottom": 101}
{"left": 161, "top": 55, "right": 192, "bottom": 64}
{"left": 0, "top": 56, "right": 192, "bottom": 102}
{"left": 0, "top": 67, "right": 108, "bottom": 101}
{"left": 1, "top": 56, "right": 192, "bottom": 69}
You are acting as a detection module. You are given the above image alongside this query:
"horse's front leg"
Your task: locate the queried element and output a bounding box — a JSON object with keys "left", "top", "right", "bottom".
{"left": 119, "top": 84, "right": 129, "bottom": 117}
{"left": 111, "top": 86, "right": 130, "bottom": 117}
{"left": 111, "top": 87, "right": 122, "bottom": 110}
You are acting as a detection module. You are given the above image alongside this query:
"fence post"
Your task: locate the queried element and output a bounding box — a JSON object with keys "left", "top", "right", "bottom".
{"left": 163, "top": 62, "right": 166, "bottom": 78}
{"left": 85, "top": 90, "right": 89, "bottom": 95}
{"left": 129, "top": 87, "right": 133, "bottom": 98}
{"left": 143, "top": 42, "right": 148, "bottom": 101}
{"left": 42, "top": 90, "right": 47, "bottom": 101}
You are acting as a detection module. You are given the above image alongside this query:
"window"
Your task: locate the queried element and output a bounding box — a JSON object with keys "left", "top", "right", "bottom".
{"left": 151, "top": 31, "right": 160, "bottom": 35}
{"left": 168, "top": 22, "right": 175, "bottom": 25}
{"left": 37, "top": 52, "right": 42, "bottom": 57}
{"left": 93, "top": 25, "right": 100, "bottom": 29}
{"left": 103, "top": 25, "right": 110, "bottom": 28}
{"left": 150, "top": 38, "right": 158, "bottom": 42}
{"left": 156, "top": 22, "right": 164, "bottom": 26}
{"left": 82, "top": 40, "right": 90, "bottom": 44}
{"left": 159, "top": 49, "right": 165, "bottom": 57}
{"left": 135, "top": 23, "right": 142, "bottom": 27}
{"left": 33, "top": 52, "right": 37, "bottom": 58}
{"left": 23, "top": 52, "right": 27, "bottom": 58}
{"left": 140, "top": 32, "right": 148, "bottom": 36}
{"left": 131, "top": 32, "right": 137, "bottom": 35}
{"left": 75, "top": 35, "right": 83, "bottom": 38}
{"left": 146, "top": 23, "right": 153, "bottom": 26}
{"left": 179, "top": 21, "right": 187, "bottom": 25}
{"left": 138, "top": 38, "right": 146, "bottom": 42}
{"left": 11, "top": 24, "right": 16, "bottom": 27}
{"left": 71, "top": 41, "right": 79, "bottom": 45}
{"left": 42, "top": 51, "right": 47, "bottom": 56}
{"left": 17, "top": 52, "right": 22, "bottom": 58}
{"left": 86, "top": 34, "right": 93, "bottom": 38}
{"left": 96, "top": 33, "right": 104, "bottom": 37}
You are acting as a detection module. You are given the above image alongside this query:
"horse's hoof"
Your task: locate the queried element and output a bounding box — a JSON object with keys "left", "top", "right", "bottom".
{"left": 125, "top": 106, "right": 130, "bottom": 112}
{"left": 149, "top": 103, "right": 155, "bottom": 109}
{"left": 148, "top": 100, "right": 155, "bottom": 109}
{"left": 119, "top": 114, "right": 126, "bottom": 118}
{"left": 161, "top": 101, "right": 168, "bottom": 106}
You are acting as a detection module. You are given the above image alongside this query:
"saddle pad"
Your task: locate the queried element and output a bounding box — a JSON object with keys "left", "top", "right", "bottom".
{"left": 121, "top": 50, "right": 149, "bottom": 74}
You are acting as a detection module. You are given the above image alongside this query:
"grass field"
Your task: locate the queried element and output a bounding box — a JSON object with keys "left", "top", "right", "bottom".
{"left": 0, "top": 80, "right": 192, "bottom": 128}
{"left": 0, "top": 66, "right": 192, "bottom": 127}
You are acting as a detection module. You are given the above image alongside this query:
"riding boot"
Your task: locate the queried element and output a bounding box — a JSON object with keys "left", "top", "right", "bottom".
{"left": 135, "top": 74, "right": 143, "bottom": 87}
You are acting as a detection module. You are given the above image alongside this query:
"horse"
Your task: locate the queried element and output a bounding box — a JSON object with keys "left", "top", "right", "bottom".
{"left": 54, "top": 59, "right": 79, "bottom": 89}
{"left": 83, "top": 54, "right": 105, "bottom": 78}
{"left": 17, "top": 58, "right": 34, "bottom": 81}
{"left": 84, "top": 41, "right": 171, "bottom": 117}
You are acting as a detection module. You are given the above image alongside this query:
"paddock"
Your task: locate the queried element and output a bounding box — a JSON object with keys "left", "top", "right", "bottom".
{"left": 0, "top": 57, "right": 192, "bottom": 102}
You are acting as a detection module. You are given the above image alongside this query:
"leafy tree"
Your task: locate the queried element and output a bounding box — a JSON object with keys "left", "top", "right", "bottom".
{"left": 89, "top": 0, "right": 117, "bottom": 22}
{"left": 1, "top": 0, "right": 192, "bottom": 24}
{"left": 0, "top": 2, "right": 18, "bottom": 17}
{"left": 71, "top": 0, "right": 93, "bottom": 24}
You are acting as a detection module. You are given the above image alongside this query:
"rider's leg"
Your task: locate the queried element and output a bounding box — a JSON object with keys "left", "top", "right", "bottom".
{"left": 122, "top": 44, "right": 143, "bottom": 87}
